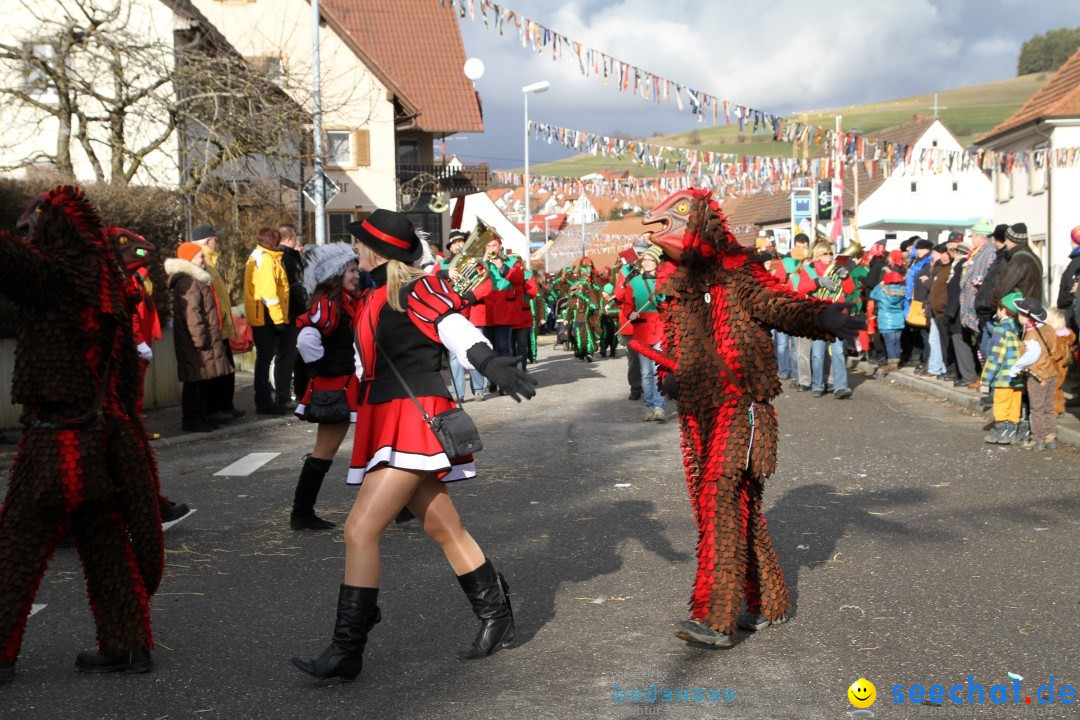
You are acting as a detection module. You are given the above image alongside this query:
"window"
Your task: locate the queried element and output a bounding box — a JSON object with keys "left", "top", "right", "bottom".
{"left": 952, "top": 181, "right": 959, "bottom": 192}
{"left": 326, "top": 131, "right": 351, "bottom": 167}
{"left": 1029, "top": 148, "right": 1047, "bottom": 194}
{"left": 24, "top": 42, "right": 58, "bottom": 100}
{"left": 398, "top": 140, "right": 420, "bottom": 165}
{"left": 325, "top": 129, "right": 369, "bottom": 168}
{"left": 996, "top": 169, "right": 1013, "bottom": 202}
{"left": 931, "top": 139, "right": 938, "bottom": 148}
{"left": 328, "top": 212, "right": 354, "bottom": 243}
{"left": 248, "top": 55, "right": 284, "bottom": 84}
{"left": 910, "top": 181, "right": 918, "bottom": 193}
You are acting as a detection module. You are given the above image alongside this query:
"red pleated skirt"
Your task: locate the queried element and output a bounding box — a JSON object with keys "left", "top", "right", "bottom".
{"left": 347, "top": 395, "right": 477, "bottom": 485}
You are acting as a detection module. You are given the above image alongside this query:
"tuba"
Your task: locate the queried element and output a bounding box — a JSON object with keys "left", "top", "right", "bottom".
{"left": 813, "top": 240, "right": 862, "bottom": 302}
{"left": 448, "top": 219, "right": 497, "bottom": 294}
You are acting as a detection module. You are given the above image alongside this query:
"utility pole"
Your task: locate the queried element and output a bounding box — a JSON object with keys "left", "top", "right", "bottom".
{"left": 311, "top": 0, "right": 326, "bottom": 244}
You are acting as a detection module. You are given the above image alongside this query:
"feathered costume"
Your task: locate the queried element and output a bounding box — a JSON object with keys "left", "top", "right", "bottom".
{"left": 633, "top": 189, "right": 863, "bottom": 642}
{"left": 0, "top": 187, "right": 164, "bottom": 678}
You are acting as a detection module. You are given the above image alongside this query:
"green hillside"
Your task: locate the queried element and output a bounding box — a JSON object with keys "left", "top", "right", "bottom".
{"left": 526, "top": 73, "right": 1046, "bottom": 178}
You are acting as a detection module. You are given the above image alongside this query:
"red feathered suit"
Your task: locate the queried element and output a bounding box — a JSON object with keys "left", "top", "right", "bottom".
{"left": 634, "top": 189, "right": 841, "bottom": 637}
{"left": 0, "top": 187, "right": 164, "bottom": 670}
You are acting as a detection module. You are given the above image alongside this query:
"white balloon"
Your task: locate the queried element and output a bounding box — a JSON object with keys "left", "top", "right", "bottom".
{"left": 464, "top": 57, "right": 485, "bottom": 80}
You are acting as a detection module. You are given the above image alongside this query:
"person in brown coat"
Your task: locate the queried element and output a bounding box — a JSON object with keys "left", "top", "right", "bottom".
{"left": 167, "top": 242, "right": 235, "bottom": 432}
{"left": 928, "top": 243, "right": 954, "bottom": 380}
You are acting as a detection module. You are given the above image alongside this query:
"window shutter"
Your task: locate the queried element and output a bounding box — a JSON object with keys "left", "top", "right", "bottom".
{"left": 352, "top": 129, "right": 370, "bottom": 167}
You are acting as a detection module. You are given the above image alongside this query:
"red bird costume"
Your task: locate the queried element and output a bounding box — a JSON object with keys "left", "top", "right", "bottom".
{"left": 0, "top": 187, "right": 164, "bottom": 680}
{"left": 633, "top": 189, "right": 864, "bottom": 645}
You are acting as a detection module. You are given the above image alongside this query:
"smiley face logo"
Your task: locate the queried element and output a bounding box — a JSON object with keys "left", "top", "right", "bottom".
{"left": 848, "top": 678, "right": 876, "bottom": 708}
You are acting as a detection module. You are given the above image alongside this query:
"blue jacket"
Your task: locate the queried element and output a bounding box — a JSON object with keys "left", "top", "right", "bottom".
{"left": 904, "top": 255, "right": 932, "bottom": 315}
{"left": 871, "top": 283, "right": 907, "bottom": 332}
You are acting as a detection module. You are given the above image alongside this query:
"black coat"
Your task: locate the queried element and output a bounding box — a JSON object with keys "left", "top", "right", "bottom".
{"left": 992, "top": 241, "right": 1043, "bottom": 306}
{"left": 280, "top": 245, "right": 308, "bottom": 322}
{"left": 1056, "top": 247, "right": 1080, "bottom": 330}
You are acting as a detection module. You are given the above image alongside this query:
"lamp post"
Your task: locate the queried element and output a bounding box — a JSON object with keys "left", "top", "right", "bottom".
{"left": 311, "top": 0, "right": 326, "bottom": 244}
{"left": 522, "top": 80, "right": 549, "bottom": 270}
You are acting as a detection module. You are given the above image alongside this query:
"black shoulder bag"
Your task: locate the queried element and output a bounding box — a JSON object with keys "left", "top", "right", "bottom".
{"left": 375, "top": 338, "right": 483, "bottom": 460}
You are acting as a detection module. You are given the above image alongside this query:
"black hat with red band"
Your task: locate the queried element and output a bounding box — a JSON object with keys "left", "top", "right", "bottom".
{"left": 347, "top": 209, "right": 422, "bottom": 263}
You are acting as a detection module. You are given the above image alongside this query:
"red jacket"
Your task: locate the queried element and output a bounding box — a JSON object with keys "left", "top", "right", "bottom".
{"left": 512, "top": 273, "right": 539, "bottom": 330}
{"left": 481, "top": 257, "right": 525, "bottom": 327}
{"left": 615, "top": 269, "right": 664, "bottom": 346}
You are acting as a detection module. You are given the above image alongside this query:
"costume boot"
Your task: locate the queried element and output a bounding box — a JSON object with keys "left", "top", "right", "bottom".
{"left": 75, "top": 650, "right": 152, "bottom": 674}
{"left": 291, "top": 585, "right": 380, "bottom": 682}
{"left": 291, "top": 456, "right": 335, "bottom": 530}
{"left": 456, "top": 559, "right": 515, "bottom": 660}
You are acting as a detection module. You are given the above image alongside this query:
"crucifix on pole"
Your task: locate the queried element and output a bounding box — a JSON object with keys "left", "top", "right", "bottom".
{"left": 929, "top": 93, "right": 948, "bottom": 117}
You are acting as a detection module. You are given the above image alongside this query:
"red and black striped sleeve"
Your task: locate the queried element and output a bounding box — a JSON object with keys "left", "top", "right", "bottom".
{"left": 407, "top": 275, "right": 468, "bottom": 343}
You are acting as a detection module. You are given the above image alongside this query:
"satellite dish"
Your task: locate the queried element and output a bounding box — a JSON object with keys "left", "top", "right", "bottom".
{"left": 464, "top": 57, "right": 485, "bottom": 81}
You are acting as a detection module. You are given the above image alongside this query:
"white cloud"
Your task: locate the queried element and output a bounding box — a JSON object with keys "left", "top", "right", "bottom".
{"left": 454, "top": 0, "right": 1080, "bottom": 167}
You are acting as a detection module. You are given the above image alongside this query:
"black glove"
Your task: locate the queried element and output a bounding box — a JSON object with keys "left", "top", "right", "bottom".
{"left": 818, "top": 302, "right": 866, "bottom": 343}
{"left": 466, "top": 343, "right": 538, "bottom": 402}
{"left": 661, "top": 373, "right": 678, "bottom": 401}
{"left": 818, "top": 277, "right": 840, "bottom": 292}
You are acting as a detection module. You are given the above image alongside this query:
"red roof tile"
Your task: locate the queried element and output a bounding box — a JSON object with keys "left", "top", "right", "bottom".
{"left": 979, "top": 48, "right": 1080, "bottom": 144}
{"left": 320, "top": 0, "right": 483, "bottom": 134}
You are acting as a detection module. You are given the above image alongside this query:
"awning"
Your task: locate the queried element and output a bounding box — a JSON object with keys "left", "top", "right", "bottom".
{"left": 859, "top": 218, "right": 978, "bottom": 232}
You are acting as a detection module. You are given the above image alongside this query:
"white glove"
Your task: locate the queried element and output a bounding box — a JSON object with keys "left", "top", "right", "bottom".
{"left": 137, "top": 342, "right": 153, "bottom": 361}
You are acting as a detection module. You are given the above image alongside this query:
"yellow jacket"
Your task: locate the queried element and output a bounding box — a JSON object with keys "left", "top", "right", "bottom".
{"left": 243, "top": 245, "right": 289, "bottom": 327}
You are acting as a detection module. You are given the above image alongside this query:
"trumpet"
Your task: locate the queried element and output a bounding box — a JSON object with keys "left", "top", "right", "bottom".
{"left": 448, "top": 219, "right": 497, "bottom": 294}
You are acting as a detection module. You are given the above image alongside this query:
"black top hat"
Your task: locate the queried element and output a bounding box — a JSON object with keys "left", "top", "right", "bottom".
{"left": 347, "top": 209, "right": 421, "bottom": 263}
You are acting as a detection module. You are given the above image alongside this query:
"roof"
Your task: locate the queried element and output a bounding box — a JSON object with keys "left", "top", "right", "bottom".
{"left": 979, "top": 47, "right": 1080, "bottom": 145}
{"left": 320, "top": 0, "right": 483, "bottom": 134}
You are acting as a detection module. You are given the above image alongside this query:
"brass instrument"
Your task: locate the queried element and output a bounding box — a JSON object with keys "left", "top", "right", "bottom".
{"left": 448, "top": 219, "right": 497, "bottom": 294}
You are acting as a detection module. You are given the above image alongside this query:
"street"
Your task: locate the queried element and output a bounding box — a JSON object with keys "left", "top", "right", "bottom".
{"left": 3, "top": 337, "right": 1078, "bottom": 720}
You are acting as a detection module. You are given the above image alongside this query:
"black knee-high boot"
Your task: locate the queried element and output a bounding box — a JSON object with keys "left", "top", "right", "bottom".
{"left": 456, "top": 558, "right": 514, "bottom": 660}
{"left": 291, "top": 585, "right": 380, "bottom": 682}
{"left": 291, "top": 455, "right": 335, "bottom": 530}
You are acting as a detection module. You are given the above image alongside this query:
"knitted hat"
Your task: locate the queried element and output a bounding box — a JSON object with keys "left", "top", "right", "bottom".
{"left": 971, "top": 218, "right": 994, "bottom": 235}
{"left": 177, "top": 242, "right": 203, "bottom": 263}
{"left": 642, "top": 245, "right": 664, "bottom": 263}
{"left": 1005, "top": 223, "right": 1028, "bottom": 244}
{"left": 1071, "top": 226, "right": 1080, "bottom": 246}
{"left": 915, "top": 239, "right": 934, "bottom": 250}
{"left": 347, "top": 209, "right": 422, "bottom": 263}
{"left": 889, "top": 249, "right": 905, "bottom": 266}
{"left": 302, "top": 242, "right": 357, "bottom": 294}
{"left": 1000, "top": 291, "right": 1023, "bottom": 313}
{"left": 882, "top": 271, "right": 905, "bottom": 284}
{"left": 1014, "top": 297, "right": 1047, "bottom": 323}
{"left": 191, "top": 224, "right": 218, "bottom": 242}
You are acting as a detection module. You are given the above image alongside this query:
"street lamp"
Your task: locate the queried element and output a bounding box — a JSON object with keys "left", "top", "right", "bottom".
{"left": 522, "top": 80, "right": 549, "bottom": 270}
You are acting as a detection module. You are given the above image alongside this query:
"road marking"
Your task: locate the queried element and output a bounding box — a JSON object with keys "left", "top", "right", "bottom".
{"left": 163, "top": 508, "right": 197, "bottom": 532}
{"left": 214, "top": 453, "right": 281, "bottom": 477}
{"left": 30, "top": 604, "right": 45, "bottom": 617}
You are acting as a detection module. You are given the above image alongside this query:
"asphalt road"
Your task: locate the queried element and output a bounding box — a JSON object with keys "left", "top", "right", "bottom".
{"left": 3, "top": 337, "right": 1078, "bottom": 720}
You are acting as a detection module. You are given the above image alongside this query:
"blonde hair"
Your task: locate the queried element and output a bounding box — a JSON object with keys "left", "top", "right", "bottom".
{"left": 358, "top": 242, "right": 426, "bottom": 312}
{"left": 1046, "top": 307, "right": 1067, "bottom": 331}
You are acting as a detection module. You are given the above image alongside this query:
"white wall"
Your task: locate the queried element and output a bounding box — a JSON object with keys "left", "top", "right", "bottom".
{"left": 1049, "top": 123, "right": 1080, "bottom": 300}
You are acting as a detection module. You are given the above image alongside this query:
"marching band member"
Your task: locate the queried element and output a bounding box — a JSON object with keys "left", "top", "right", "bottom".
{"left": 292, "top": 210, "right": 536, "bottom": 683}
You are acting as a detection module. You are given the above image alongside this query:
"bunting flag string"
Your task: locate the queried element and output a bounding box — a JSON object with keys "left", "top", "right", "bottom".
{"left": 442, "top": 0, "right": 1080, "bottom": 171}
{"left": 525, "top": 120, "right": 1080, "bottom": 198}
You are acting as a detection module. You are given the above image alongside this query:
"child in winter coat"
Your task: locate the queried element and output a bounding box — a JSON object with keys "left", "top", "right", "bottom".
{"left": 1008, "top": 298, "right": 1059, "bottom": 450}
{"left": 980, "top": 292, "right": 1025, "bottom": 444}
{"left": 870, "top": 270, "right": 907, "bottom": 373}
{"left": 1045, "top": 307, "right": 1076, "bottom": 417}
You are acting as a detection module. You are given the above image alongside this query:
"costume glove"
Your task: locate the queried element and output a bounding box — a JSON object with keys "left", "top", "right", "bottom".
{"left": 466, "top": 343, "right": 538, "bottom": 403}
{"left": 818, "top": 302, "right": 866, "bottom": 343}
{"left": 136, "top": 342, "right": 153, "bottom": 361}
{"left": 818, "top": 277, "right": 840, "bottom": 292}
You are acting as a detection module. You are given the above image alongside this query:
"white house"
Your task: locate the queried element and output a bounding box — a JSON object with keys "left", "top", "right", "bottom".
{"left": 975, "top": 47, "right": 1080, "bottom": 299}
{"left": 853, "top": 116, "right": 994, "bottom": 248}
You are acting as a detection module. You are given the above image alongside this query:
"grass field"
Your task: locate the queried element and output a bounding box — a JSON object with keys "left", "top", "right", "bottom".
{"left": 526, "top": 73, "right": 1047, "bottom": 178}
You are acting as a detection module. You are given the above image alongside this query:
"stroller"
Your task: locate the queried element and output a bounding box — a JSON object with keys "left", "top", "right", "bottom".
{"left": 553, "top": 296, "right": 572, "bottom": 351}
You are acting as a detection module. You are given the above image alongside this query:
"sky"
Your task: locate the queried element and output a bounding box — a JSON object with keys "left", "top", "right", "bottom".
{"left": 446, "top": 0, "right": 1080, "bottom": 170}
